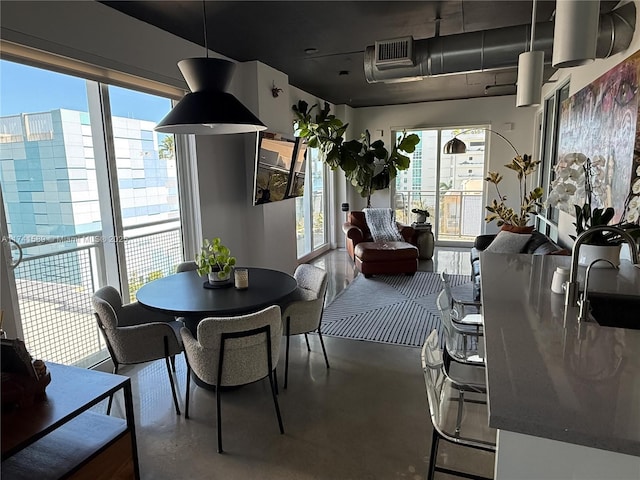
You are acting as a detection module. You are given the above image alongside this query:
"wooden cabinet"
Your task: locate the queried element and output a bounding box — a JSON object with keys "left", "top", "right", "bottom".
{"left": 1, "top": 363, "right": 139, "bottom": 480}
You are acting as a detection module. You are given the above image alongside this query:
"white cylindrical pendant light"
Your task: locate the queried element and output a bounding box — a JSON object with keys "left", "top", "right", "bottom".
{"left": 516, "top": 50, "right": 544, "bottom": 107}
{"left": 552, "top": 0, "right": 600, "bottom": 68}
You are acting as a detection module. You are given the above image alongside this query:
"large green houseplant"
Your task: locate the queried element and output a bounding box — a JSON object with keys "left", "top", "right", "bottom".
{"left": 292, "top": 101, "right": 420, "bottom": 207}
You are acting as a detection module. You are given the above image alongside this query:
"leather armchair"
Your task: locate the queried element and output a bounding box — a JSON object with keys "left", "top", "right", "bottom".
{"left": 342, "top": 211, "right": 415, "bottom": 260}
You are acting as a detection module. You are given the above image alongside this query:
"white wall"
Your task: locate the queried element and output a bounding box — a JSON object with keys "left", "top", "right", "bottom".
{"left": 352, "top": 96, "right": 538, "bottom": 234}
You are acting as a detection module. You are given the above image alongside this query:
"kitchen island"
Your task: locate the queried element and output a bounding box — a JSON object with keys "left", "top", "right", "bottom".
{"left": 480, "top": 252, "right": 640, "bottom": 479}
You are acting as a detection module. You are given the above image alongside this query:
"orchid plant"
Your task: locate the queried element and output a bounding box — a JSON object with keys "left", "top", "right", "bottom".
{"left": 547, "top": 153, "right": 640, "bottom": 246}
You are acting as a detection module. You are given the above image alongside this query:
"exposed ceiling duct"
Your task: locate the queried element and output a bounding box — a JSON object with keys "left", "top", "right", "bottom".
{"left": 364, "top": 2, "right": 635, "bottom": 84}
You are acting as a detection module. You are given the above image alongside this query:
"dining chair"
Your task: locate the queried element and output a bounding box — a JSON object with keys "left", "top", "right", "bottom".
{"left": 280, "top": 263, "right": 329, "bottom": 389}
{"left": 440, "top": 271, "right": 483, "bottom": 332}
{"left": 436, "top": 290, "right": 484, "bottom": 367}
{"left": 180, "top": 305, "right": 284, "bottom": 453}
{"left": 91, "top": 286, "right": 183, "bottom": 415}
{"left": 421, "top": 329, "right": 496, "bottom": 480}
{"left": 176, "top": 260, "right": 198, "bottom": 273}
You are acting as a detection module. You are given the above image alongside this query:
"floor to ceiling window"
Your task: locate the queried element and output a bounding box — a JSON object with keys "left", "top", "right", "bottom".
{"left": 296, "top": 146, "right": 328, "bottom": 259}
{"left": 0, "top": 60, "right": 185, "bottom": 367}
{"left": 394, "top": 127, "right": 487, "bottom": 243}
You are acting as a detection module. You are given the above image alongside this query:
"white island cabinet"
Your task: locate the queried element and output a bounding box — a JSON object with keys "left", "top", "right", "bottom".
{"left": 480, "top": 252, "right": 640, "bottom": 479}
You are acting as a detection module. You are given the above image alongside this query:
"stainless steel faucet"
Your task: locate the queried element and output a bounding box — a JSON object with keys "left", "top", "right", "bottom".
{"left": 577, "top": 259, "right": 619, "bottom": 322}
{"left": 565, "top": 225, "right": 640, "bottom": 307}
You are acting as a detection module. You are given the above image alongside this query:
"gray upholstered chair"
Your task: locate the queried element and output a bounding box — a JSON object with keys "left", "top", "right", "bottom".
{"left": 180, "top": 305, "right": 284, "bottom": 453}
{"left": 281, "top": 264, "right": 329, "bottom": 389}
{"left": 176, "top": 260, "right": 198, "bottom": 273}
{"left": 421, "top": 330, "right": 495, "bottom": 480}
{"left": 92, "top": 285, "right": 183, "bottom": 415}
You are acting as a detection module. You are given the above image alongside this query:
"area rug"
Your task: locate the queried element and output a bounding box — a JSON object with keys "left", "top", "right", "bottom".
{"left": 321, "top": 272, "right": 473, "bottom": 348}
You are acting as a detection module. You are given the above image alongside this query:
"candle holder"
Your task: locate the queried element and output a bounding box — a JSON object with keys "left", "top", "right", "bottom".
{"left": 234, "top": 268, "right": 249, "bottom": 290}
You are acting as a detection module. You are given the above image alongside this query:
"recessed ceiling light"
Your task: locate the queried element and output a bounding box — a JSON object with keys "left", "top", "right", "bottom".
{"left": 304, "top": 47, "right": 318, "bottom": 54}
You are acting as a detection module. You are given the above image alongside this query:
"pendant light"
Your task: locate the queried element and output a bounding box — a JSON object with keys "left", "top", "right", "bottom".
{"left": 155, "top": 1, "right": 266, "bottom": 135}
{"left": 552, "top": 0, "right": 600, "bottom": 68}
{"left": 516, "top": 0, "right": 544, "bottom": 107}
{"left": 443, "top": 129, "right": 520, "bottom": 157}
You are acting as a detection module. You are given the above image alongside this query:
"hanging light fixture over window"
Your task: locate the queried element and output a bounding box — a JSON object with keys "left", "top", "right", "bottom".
{"left": 155, "top": 1, "right": 266, "bottom": 135}
{"left": 516, "top": 0, "right": 544, "bottom": 107}
{"left": 552, "top": 0, "right": 600, "bottom": 68}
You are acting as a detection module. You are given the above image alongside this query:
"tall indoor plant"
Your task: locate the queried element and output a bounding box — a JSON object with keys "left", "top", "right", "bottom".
{"left": 292, "top": 101, "right": 420, "bottom": 207}
{"left": 484, "top": 154, "right": 543, "bottom": 228}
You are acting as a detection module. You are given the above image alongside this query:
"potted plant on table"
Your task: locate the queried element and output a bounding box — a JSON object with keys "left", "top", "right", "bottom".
{"left": 547, "top": 153, "right": 640, "bottom": 267}
{"left": 195, "top": 237, "right": 236, "bottom": 285}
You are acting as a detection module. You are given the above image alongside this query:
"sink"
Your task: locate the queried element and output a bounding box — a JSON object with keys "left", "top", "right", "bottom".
{"left": 587, "top": 292, "right": 640, "bottom": 330}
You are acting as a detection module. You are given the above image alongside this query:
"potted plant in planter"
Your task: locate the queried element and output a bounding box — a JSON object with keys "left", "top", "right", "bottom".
{"left": 195, "top": 237, "right": 236, "bottom": 284}
{"left": 411, "top": 207, "right": 430, "bottom": 224}
{"left": 484, "top": 153, "right": 544, "bottom": 229}
{"left": 547, "top": 153, "right": 640, "bottom": 267}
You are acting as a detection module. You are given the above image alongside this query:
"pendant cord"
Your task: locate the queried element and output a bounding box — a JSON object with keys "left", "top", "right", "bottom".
{"left": 529, "top": 0, "right": 538, "bottom": 51}
{"left": 202, "top": 0, "right": 208, "bottom": 58}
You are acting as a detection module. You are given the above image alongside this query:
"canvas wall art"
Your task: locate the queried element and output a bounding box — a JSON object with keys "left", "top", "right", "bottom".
{"left": 556, "top": 50, "right": 640, "bottom": 223}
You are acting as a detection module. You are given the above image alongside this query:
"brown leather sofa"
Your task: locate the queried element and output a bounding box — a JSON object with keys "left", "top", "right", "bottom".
{"left": 342, "top": 211, "right": 418, "bottom": 277}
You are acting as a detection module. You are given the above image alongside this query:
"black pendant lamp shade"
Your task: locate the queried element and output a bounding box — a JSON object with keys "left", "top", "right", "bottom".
{"left": 155, "top": 58, "right": 267, "bottom": 135}
{"left": 443, "top": 137, "right": 467, "bottom": 154}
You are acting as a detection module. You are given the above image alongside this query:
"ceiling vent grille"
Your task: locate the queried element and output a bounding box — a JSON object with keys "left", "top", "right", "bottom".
{"left": 374, "top": 37, "right": 415, "bottom": 69}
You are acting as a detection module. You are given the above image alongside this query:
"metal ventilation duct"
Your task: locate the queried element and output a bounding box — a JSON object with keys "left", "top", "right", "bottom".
{"left": 364, "top": 2, "right": 636, "bottom": 84}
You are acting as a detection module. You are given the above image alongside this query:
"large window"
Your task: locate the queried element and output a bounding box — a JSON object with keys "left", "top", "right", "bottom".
{"left": 0, "top": 60, "right": 185, "bottom": 367}
{"left": 395, "top": 127, "right": 487, "bottom": 243}
{"left": 296, "top": 147, "right": 328, "bottom": 258}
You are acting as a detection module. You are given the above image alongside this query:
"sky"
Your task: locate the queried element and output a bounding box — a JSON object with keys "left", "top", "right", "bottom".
{"left": 0, "top": 60, "right": 170, "bottom": 122}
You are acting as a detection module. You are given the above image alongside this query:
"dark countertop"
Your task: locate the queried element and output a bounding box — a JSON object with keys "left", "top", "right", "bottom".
{"left": 480, "top": 253, "right": 640, "bottom": 457}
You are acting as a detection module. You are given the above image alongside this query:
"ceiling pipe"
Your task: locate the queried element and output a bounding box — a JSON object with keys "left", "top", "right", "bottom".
{"left": 364, "top": 2, "right": 635, "bottom": 84}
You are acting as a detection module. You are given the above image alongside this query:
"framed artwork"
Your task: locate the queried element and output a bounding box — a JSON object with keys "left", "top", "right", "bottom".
{"left": 556, "top": 50, "right": 640, "bottom": 223}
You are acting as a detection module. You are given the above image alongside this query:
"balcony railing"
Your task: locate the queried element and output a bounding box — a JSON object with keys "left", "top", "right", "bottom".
{"left": 8, "top": 219, "right": 183, "bottom": 367}
{"left": 395, "top": 189, "right": 483, "bottom": 241}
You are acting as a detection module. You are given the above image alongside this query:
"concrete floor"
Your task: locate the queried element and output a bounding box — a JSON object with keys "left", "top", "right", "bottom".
{"left": 111, "top": 248, "right": 494, "bottom": 479}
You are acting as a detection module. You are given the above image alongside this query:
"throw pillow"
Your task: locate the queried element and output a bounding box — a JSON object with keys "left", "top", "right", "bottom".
{"left": 484, "top": 230, "right": 532, "bottom": 254}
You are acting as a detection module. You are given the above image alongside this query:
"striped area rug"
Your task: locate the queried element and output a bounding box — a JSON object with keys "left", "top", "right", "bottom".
{"left": 321, "top": 272, "right": 473, "bottom": 348}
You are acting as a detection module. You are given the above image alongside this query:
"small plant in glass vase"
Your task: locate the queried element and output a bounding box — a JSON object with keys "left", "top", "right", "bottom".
{"left": 485, "top": 154, "right": 544, "bottom": 228}
{"left": 195, "top": 237, "right": 236, "bottom": 284}
{"left": 547, "top": 153, "right": 640, "bottom": 266}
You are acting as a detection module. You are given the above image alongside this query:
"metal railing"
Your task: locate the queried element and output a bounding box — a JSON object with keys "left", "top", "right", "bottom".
{"left": 8, "top": 219, "right": 183, "bottom": 367}
{"left": 395, "top": 189, "right": 483, "bottom": 241}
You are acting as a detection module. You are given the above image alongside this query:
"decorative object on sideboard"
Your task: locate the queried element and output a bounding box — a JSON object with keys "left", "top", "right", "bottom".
{"left": 547, "top": 153, "right": 640, "bottom": 267}
{"left": 1, "top": 338, "right": 51, "bottom": 411}
{"left": 292, "top": 100, "right": 420, "bottom": 207}
{"left": 154, "top": 0, "right": 266, "bottom": 135}
{"left": 195, "top": 237, "right": 236, "bottom": 286}
{"left": 411, "top": 207, "right": 430, "bottom": 224}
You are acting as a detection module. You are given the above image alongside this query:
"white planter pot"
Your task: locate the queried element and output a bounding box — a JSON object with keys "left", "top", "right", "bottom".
{"left": 208, "top": 270, "right": 231, "bottom": 284}
{"left": 577, "top": 244, "right": 621, "bottom": 268}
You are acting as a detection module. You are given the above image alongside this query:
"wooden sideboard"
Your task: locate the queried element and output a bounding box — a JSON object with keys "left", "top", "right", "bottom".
{"left": 1, "top": 362, "right": 140, "bottom": 480}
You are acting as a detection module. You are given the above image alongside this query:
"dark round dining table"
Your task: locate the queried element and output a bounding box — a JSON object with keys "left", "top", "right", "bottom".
{"left": 136, "top": 267, "right": 297, "bottom": 333}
